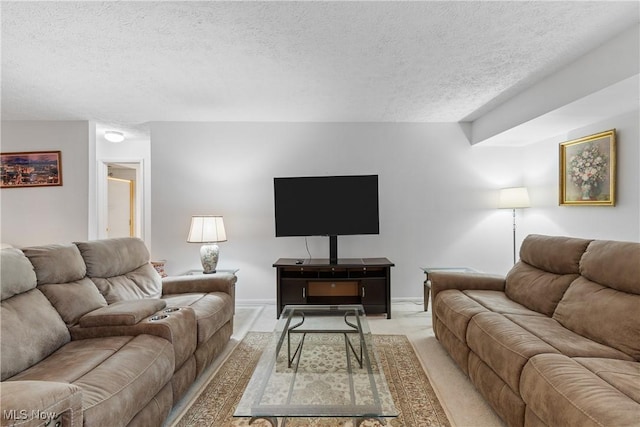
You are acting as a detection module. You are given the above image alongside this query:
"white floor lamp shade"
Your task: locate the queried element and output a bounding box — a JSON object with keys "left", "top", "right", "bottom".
{"left": 187, "top": 215, "right": 227, "bottom": 273}
{"left": 499, "top": 187, "right": 530, "bottom": 264}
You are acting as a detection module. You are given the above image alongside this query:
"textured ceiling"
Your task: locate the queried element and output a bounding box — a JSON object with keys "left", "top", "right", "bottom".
{"left": 2, "top": 1, "right": 639, "bottom": 128}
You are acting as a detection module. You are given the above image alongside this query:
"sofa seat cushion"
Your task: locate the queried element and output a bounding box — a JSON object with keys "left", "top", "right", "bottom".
{"left": 162, "top": 292, "right": 233, "bottom": 344}
{"left": 9, "top": 335, "right": 175, "bottom": 427}
{"left": 521, "top": 353, "right": 640, "bottom": 427}
{"left": 468, "top": 352, "right": 525, "bottom": 427}
{"left": 505, "top": 314, "right": 635, "bottom": 361}
{"left": 433, "top": 317, "right": 472, "bottom": 374}
{"left": 434, "top": 290, "right": 488, "bottom": 343}
{"left": 463, "top": 290, "right": 546, "bottom": 317}
{"left": 467, "top": 312, "right": 559, "bottom": 393}
{"left": 574, "top": 357, "right": 640, "bottom": 403}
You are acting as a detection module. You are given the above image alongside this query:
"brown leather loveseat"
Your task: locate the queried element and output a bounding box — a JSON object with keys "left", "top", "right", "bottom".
{"left": 430, "top": 234, "right": 639, "bottom": 427}
{"left": 1, "top": 237, "right": 236, "bottom": 427}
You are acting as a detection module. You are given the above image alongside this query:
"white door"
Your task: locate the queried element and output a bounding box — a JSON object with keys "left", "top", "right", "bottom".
{"left": 108, "top": 177, "right": 134, "bottom": 237}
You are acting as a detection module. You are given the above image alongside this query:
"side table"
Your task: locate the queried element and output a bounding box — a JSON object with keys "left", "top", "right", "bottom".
{"left": 421, "top": 267, "right": 477, "bottom": 311}
{"left": 183, "top": 268, "right": 239, "bottom": 276}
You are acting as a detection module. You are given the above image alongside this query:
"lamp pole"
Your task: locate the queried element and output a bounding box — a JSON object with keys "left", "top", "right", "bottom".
{"left": 511, "top": 208, "right": 517, "bottom": 265}
{"left": 498, "top": 187, "right": 530, "bottom": 265}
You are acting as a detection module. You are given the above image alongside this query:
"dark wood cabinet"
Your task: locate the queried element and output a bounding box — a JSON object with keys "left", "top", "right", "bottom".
{"left": 274, "top": 258, "right": 394, "bottom": 318}
{"left": 280, "top": 279, "right": 307, "bottom": 305}
{"left": 361, "top": 278, "right": 387, "bottom": 314}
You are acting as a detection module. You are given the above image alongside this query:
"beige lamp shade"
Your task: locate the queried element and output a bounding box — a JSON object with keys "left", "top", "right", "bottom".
{"left": 498, "top": 187, "right": 530, "bottom": 209}
{"left": 187, "top": 216, "right": 227, "bottom": 243}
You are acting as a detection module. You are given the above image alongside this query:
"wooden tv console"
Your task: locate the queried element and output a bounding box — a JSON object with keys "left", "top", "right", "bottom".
{"left": 273, "top": 258, "right": 394, "bottom": 318}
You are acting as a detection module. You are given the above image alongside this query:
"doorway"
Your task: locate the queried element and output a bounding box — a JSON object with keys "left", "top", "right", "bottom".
{"left": 107, "top": 176, "right": 134, "bottom": 237}
{"left": 98, "top": 161, "right": 144, "bottom": 240}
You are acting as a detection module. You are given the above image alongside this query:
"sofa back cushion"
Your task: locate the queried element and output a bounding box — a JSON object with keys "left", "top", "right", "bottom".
{"left": 553, "top": 240, "right": 640, "bottom": 360}
{"left": 505, "top": 264, "right": 578, "bottom": 316}
{"left": 553, "top": 278, "right": 640, "bottom": 360}
{"left": 22, "top": 244, "right": 108, "bottom": 326}
{"left": 505, "top": 235, "right": 592, "bottom": 316}
{"left": 1, "top": 289, "right": 71, "bottom": 380}
{"left": 22, "top": 244, "right": 86, "bottom": 284}
{"left": 1, "top": 248, "right": 37, "bottom": 301}
{"left": 38, "top": 278, "right": 108, "bottom": 326}
{"left": 579, "top": 240, "right": 639, "bottom": 294}
{"left": 518, "top": 234, "right": 593, "bottom": 274}
{"left": 75, "top": 238, "right": 162, "bottom": 303}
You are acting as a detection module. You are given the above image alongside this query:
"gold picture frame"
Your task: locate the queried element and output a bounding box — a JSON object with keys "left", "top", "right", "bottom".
{"left": 1, "top": 151, "right": 63, "bottom": 188}
{"left": 559, "top": 130, "right": 615, "bottom": 206}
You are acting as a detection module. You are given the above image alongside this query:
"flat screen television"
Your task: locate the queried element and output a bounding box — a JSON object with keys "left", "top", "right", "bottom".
{"left": 273, "top": 174, "right": 379, "bottom": 263}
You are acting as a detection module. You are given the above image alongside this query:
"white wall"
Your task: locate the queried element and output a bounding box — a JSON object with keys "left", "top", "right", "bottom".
{"left": 2, "top": 116, "right": 636, "bottom": 300}
{"left": 521, "top": 110, "right": 640, "bottom": 241}
{"left": 150, "top": 122, "right": 523, "bottom": 302}
{"left": 0, "top": 121, "right": 90, "bottom": 246}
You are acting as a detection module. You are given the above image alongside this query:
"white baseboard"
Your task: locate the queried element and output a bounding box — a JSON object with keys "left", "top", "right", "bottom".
{"left": 236, "top": 298, "right": 276, "bottom": 306}
{"left": 392, "top": 297, "right": 423, "bottom": 303}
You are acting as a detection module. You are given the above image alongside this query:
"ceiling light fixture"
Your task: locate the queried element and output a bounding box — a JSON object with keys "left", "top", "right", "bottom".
{"left": 104, "top": 130, "right": 125, "bottom": 143}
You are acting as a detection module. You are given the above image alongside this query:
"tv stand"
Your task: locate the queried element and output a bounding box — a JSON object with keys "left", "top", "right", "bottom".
{"left": 273, "top": 257, "right": 394, "bottom": 318}
{"left": 329, "top": 235, "right": 338, "bottom": 264}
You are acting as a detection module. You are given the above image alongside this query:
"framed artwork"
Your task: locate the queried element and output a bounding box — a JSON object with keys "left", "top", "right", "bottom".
{"left": 0, "top": 151, "right": 63, "bottom": 188}
{"left": 559, "top": 130, "right": 615, "bottom": 206}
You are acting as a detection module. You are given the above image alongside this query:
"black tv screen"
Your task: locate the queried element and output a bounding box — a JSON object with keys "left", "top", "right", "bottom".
{"left": 274, "top": 175, "right": 379, "bottom": 237}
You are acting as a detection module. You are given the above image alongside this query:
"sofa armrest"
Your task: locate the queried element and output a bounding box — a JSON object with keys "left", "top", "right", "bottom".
{"left": 78, "top": 299, "right": 167, "bottom": 327}
{"left": 430, "top": 271, "right": 505, "bottom": 303}
{"left": 161, "top": 272, "right": 237, "bottom": 296}
{"left": 0, "top": 381, "right": 83, "bottom": 427}
{"left": 70, "top": 306, "right": 197, "bottom": 369}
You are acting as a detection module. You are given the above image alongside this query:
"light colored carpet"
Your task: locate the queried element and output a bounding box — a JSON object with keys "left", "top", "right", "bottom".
{"left": 175, "top": 332, "right": 451, "bottom": 427}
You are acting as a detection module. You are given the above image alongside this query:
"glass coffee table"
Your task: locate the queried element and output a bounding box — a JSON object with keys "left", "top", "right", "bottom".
{"left": 234, "top": 305, "right": 398, "bottom": 426}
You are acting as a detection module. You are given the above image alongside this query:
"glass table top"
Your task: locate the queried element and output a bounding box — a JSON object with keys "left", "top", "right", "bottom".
{"left": 234, "top": 304, "right": 398, "bottom": 423}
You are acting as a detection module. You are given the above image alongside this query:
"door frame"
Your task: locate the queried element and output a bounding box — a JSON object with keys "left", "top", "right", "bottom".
{"left": 97, "top": 159, "right": 145, "bottom": 241}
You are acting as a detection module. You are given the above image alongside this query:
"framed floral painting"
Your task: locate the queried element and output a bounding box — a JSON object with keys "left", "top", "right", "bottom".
{"left": 559, "top": 130, "right": 615, "bottom": 206}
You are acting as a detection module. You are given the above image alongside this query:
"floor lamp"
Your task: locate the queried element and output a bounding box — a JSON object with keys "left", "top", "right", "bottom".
{"left": 499, "top": 187, "right": 530, "bottom": 264}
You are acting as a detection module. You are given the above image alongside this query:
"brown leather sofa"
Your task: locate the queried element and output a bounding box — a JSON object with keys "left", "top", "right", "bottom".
{"left": 1, "top": 237, "right": 236, "bottom": 427}
{"left": 430, "top": 234, "right": 639, "bottom": 427}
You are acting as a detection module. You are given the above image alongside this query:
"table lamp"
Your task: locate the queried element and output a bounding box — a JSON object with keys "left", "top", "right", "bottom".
{"left": 187, "top": 215, "right": 227, "bottom": 273}
{"left": 498, "top": 187, "right": 530, "bottom": 264}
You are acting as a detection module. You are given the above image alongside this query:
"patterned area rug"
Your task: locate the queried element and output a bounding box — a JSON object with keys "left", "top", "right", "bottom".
{"left": 176, "top": 332, "right": 450, "bottom": 427}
